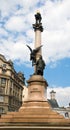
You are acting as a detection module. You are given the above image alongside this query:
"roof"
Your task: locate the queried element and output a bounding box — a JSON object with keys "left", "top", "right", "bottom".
{"left": 48, "top": 99, "right": 59, "bottom": 108}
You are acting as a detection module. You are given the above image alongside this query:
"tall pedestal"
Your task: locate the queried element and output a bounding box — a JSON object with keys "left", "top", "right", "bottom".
{"left": 19, "top": 75, "right": 50, "bottom": 109}
{"left": 27, "top": 75, "right": 48, "bottom": 101}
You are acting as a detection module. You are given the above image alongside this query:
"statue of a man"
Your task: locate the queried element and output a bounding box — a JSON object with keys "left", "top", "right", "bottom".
{"left": 35, "top": 12, "right": 42, "bottom": 24}
{"left": 36, "top": 55, "right": 45, "bottom": 76}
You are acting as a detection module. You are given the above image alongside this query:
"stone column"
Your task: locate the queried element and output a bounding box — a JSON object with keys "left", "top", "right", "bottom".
{"left": 33, "top": 12, "right": 43, "bottom": 61}
{"left": 34, "top": 30, "right": 41, "bottom": 57}
{"left": 33, "top": 12, "right": 43, "bottom": 74}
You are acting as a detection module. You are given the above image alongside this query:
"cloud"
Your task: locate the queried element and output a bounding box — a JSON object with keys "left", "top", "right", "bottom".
{"left": 0, "top": 38, "right": 30, "bottom": 62}
{"left": 47, "top": 86, "right": 70, "bottom": 107}
{"left": 0, "top": 0, "right": 40, "bottom": 17}
{"left": 42, "top": 29, "right": 70, "bottom": 64}
{"left": 41, "top": 0, "right": 70, "bottom": 64}
{"left": 0, "top": 27, "right": 8, "bottom": 37}
{"left": 5, "top": 16, "right": 30, "bottom": 32}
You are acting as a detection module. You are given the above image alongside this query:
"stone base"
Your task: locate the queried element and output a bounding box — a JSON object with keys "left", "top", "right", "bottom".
{"left": 0, "top": 75, "right": 70, "bottom": 129}
{"left": 0, "top": 100, "right": 70, "bottom": 127}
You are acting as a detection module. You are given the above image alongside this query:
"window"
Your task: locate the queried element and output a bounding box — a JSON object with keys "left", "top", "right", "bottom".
{"left": 2, "top": 69, "right": 6, "bottom": 74}
{"left": 65, "top": 112, "right": 69, "bottom": 118}
{"left": 0, "top": 107, "right": 4, "bottom": 113}
{"left": 3, "top": 64, "right": 6, "bottom": 67}
{"left": 1, "top": 78, "right": 6, "bottom": 84}
{"left": 0, "top": 96, "right": 4, "bottom": 102}
{"left": 2, "top": 64, "right": 6, "bottom": 73}
{"left": 0, "top": 88, "right": 4, "bottom": 94}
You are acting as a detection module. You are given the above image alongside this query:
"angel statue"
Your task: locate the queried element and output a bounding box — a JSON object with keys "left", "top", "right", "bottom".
{"left": 26, "top": 45, "right": 42, "bottom": 66}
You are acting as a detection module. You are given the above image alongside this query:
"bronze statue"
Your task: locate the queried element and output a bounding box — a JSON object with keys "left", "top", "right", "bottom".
{"left": 35, "top": 12, "right": 42, "bottom": 24}
{"left": 26, "top": 45, "right": 42, "bottom": 66}
{"left": 35, "top": 55, "right": 45, "bottom": 76}
{"left": 33, "top": 12, "right": 43, "bottom": 32}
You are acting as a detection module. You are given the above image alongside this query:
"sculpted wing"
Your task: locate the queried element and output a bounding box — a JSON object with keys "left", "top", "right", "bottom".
{"left": 34, "top": 45, "right": 43, "bottom": 53}
{"left": 26, "top": 45, "right": 32, "bottom": 52}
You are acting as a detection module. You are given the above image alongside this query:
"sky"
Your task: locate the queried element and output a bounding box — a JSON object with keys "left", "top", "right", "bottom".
{"left": 0, "top": 0, "right": 70, "bottom": 107}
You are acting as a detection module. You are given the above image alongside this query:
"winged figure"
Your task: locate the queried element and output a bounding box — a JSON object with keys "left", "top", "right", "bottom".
{"left": 26, "top": 45, "right": 42, "bottom": 66}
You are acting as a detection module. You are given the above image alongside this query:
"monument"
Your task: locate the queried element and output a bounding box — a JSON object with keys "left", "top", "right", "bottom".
{"left": 0, "top": 12, "right": 70, "bottom": 130}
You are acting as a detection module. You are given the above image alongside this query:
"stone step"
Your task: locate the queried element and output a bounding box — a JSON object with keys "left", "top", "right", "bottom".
{"left": 0, "top": 117, "right": 69, "bottom": 124}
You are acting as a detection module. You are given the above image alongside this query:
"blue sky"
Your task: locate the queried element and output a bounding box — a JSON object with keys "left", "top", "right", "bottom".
{"left": 0, "top": 0, "right": 70, "bottom": 107}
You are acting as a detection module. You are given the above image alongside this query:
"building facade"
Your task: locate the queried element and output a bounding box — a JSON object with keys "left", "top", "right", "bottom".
{"left": 48, "top": 90, "right": 70, "bottom": 118}
{"left": 0, "top": 54, "right": 25, "bottom": 115}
